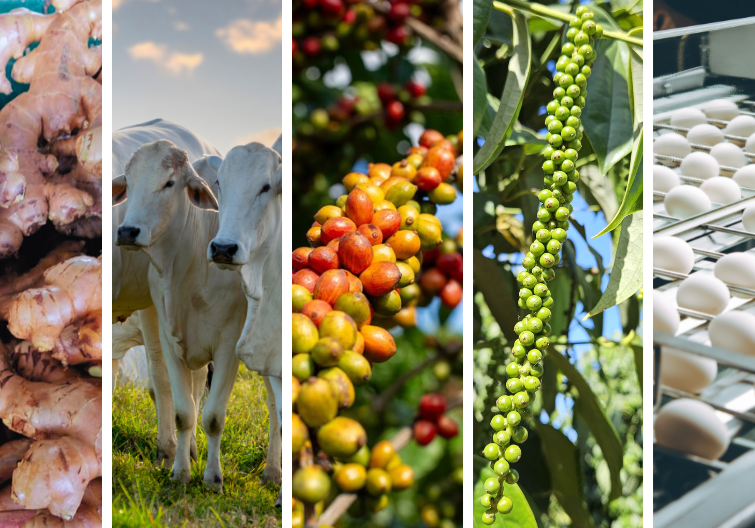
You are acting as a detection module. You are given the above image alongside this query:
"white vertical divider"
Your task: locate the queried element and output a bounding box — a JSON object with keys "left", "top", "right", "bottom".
{"left": 462, "top": 0, "right": 472, "bottom": 521}
{"left": 642, "top": 13, "right": 654, "bottom": 528}
{"left": 101, "top": 0, "right": 114, "bottom": 523}
{"left": 281, "top": 0, "right": 293, "bottom": 522}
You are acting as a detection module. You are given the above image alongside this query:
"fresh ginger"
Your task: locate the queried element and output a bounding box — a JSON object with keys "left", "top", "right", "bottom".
{"left": 0, "top": 346, "right": 101, "bottom": 520}
{"left": 0, "top": 0, "right": 102, "bottom": 258}
{"left": 8, "top": 256, "right": 102, "bottom": 352}
{"left": 0, "top": 1, "right": 102, "bottom": 524}
{"left": 0, "top": 478, "right": 101, "bottom": 527}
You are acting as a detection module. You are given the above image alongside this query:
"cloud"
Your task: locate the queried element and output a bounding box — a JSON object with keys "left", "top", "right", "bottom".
{"left": 216, "top": 17, "right": 282, "bottom": 54}
{"left": 128, "top": 42, "right": 203, "bottom": 75}
{"left": 174, "top": 21, "right": 190, "bottom": 31}
{"left": 234, "top": 127, "right": 282, "bottom": 148}
{"left": 113, "top": 0, "right": 160, "bottom": 11}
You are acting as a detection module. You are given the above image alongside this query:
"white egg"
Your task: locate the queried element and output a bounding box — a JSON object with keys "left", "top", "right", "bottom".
{"left": 660, "top": 348, "right": 718, "bottom": 393}
{"left": 653, "top": 236, "right": 695, "bottom": 274}
{"left": 680, "top": 151, "right": 719, "bottom": 180}
{"left": 700, "top": 177, "right": 741, "bottom": 204}
{"left": 714, "top": 252, "right": 755, "bottom": 296}
{"left": 744, "top": 133, "right": 755, "bottom": 154}
{"left": 654, "top": 294, "right": 680, "bottom": 336}
{"left": 710, "top": 142, "right": 747, "bottom": 168}
{"left": 742, "top": 203, "right": 755, "bottom": 232}
{"left": 725, "top": 115, "right": 755, "bottom": 139}
{"left": 654, "top": 132, "right": 692, "bottom": 159}
{"left": 664, "top": 185, "right": 712, "bottom": 219}
{"left": 732, "top": 165, "right": 755, "bottom": 188}
{"left": 701, "top": 98, "right": 740, "bottom": 120}
{"left": 676, "top": 273, "right": 730, "bottom": 315}
{"left": 653, "top": 165, "right": 681, "bottom": 193}
{"left": 709, "top": 310, "right": 755, "bottom": 356}
{"left": 670, "top": 108, "right": 707, "bottom": 128}
{"left": 687, "top": 124, "right": 725, "bottom": 146}
{"left": 655, "top": 399, "right": 730, "bottom": 460}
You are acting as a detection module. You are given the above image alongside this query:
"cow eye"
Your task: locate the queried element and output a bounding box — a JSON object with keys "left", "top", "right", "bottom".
{"left": 260, "top": 184, "right": 271, "bottom": 194}
{"left": 164, "top": 180, "right": 174, "bottom": 189}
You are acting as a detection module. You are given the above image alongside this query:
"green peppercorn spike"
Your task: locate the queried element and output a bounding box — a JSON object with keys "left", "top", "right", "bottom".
{"left": 484, "top": 8, "right": 600, "bottom": 522}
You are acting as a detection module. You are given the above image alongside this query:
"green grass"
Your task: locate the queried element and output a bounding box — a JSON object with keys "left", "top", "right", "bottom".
{"left": 113, "top": 365, "right": 281, "bottom": 527}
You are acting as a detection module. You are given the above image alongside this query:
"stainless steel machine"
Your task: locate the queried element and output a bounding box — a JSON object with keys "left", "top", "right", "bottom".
{"left": 654, "top": 17, "right": 755, "bottom": 528}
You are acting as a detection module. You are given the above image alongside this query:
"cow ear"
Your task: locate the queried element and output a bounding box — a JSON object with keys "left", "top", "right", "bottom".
{"left": 112, "top": 174, "right": 127, "bottom": 205}
{"left": 187, "top": 174, "right": 218, "bottom": 211}
{"left": 271, "top": 135, "right": 282, "bottom": 156}
{"left": 206, "top": 155, "right": 223, "bottom": 171}
{"left": 191, "top": 157, "right": 219, "bottom": 187}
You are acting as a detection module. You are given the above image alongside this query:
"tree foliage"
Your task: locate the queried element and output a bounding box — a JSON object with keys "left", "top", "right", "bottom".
{"left": 472, "top": 1, "right": 643, "bottom": 526}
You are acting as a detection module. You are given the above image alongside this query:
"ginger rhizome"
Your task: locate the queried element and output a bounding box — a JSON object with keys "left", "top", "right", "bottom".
{"left": 0, "top": 254, "right": 102, "bottom": 522}
{"left": 0, "top": 0, "right": 102, "bottom": 258}
{"left": 0, "top": 1, "right": 103, "bottom": 520}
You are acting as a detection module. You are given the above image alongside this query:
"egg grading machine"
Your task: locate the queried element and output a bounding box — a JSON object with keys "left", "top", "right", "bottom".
{"left": 654, "top": 17, "right": 755, "bottom": 528}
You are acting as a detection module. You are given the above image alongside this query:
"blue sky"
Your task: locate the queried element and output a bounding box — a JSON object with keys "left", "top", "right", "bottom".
{"left": 113, "top": 0, "right": 282, "bottom": 154}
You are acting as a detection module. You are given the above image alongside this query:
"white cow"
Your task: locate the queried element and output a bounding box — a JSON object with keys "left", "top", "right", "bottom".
{"left": 112, "top": 120, "right": 280, "bottom": 485}
{"left": 113, "top": 140, "right": 247, "bottom": 488}
{"left": 206, "top": 137, "right": 282, "bottom": 504}
{"left": 113, "top": 119, "right": 220, "bottom": 466}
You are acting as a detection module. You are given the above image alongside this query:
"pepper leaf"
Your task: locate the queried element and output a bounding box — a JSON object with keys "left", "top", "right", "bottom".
{"left": 586, "top": 211, "right": 643, "bottom": 317}
{"left": 547, "top": 349, "right": 625, "bottom": 501}
{"left": 474, "top": 0, "right": 492, "bottom": 48}
{"left": 473, "top": 10, "right": 531, "bottom": 175}
{"left": 581, "top": 39, "right": 633, "bottom": 176}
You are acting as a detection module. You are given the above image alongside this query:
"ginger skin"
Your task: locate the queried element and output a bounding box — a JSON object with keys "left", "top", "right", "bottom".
{"left": 0, "top": 347, "right": 101, "bottom": 520}
{"left": 8, "top": 256, "right": 102, "bottom": 352}
{"left": 0, "top": 0, "right": 102, "bottom": 258}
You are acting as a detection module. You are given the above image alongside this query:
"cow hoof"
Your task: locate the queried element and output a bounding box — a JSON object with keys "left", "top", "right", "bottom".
{"left": 261, "top": 466, "right": 282, "bottom": 485}
{"left": 155, "top": 450, "right": 175, "bottom": 469}
{"left": 203, "top": 472, "right": 223, "bottom": 491}
{"left": 170, "top": 468, "right": 191, "bottom": 484}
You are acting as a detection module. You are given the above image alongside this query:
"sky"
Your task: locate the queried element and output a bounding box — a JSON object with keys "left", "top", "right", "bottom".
{"left": 113, "top": 0, "right": 282, "bottom": 154}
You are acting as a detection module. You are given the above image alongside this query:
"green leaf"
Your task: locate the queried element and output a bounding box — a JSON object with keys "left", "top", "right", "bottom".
{"left": 586, "top": 211, "right": 643, "bottom": 318}
{"left": 473, "top": 460, "right": 538, "bottom": 528}
{"left": 577, "top": 164, "right": 619, "bottom": 222}
{"left": 473, "top": 10, "right": 531, "bottom": 175}
{"left": 582, "top": 39, "right": 633, "bottom": 175}
{"left": 536, "top": 423, "right": 595, "bottom": 528}
{"left": 595, "top": 129, "right": 642, "bottom": 236}
{"left": 547, "top": 349, "right": 624, "bottom": 501}
{"left": 474, "top": 59, "right": 489, "bottom": 136}
{"left": 474, "top": 0, "right": 492, "bottom": 48}
{"left": 473, "top": 249, "right": 518, "bottom": 342}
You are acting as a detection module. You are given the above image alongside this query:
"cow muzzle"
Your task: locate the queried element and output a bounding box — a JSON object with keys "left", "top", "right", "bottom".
{"left": 115, "top": 225, "right": 144, "bottom": 249}
{"left": 210, "top": 240, "right": 240, "bottom": 266}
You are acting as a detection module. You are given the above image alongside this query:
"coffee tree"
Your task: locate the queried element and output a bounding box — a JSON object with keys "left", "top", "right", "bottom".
{"left": 292, "top": 1, "right": 463, "bottom": 524}
{"left": 473, "top": 1, "right": 643, "bottom": 526}
{"left": 292, "top": 0, "right": 463, "bottom": 242}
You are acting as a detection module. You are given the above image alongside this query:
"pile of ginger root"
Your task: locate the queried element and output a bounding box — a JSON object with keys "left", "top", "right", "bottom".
{"left": 0, "top": 0, "right": 103, "bottom": 526}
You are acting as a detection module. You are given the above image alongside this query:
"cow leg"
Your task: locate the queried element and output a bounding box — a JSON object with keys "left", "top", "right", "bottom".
{"left": 190, "top": 366, "right": 208, "bottom": 461}
{"left": 261, "top": 376, "right": 281, "bottom": 485}
{"left": 161, "top": 352, "right": 196, "bottom": 484}
{"left": 201, "top": 351, "right": 240, "bottom": 490}
{"left": 139, "top": 307, "right": 177, "bottom": 468}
